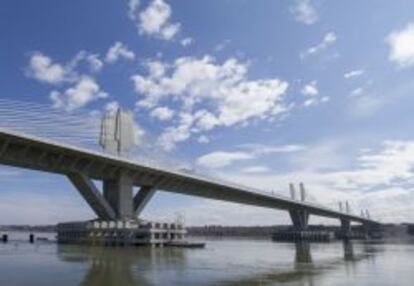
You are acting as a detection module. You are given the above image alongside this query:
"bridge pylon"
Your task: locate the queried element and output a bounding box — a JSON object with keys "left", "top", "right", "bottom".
{"left": 288, "top": 183, "right": 309, "bottom": 231}
{"left": 289, "top": 209, "right": 309, "bottom": 230}
{"left": 340, "top": 218, "right": 351, "bottom": 236}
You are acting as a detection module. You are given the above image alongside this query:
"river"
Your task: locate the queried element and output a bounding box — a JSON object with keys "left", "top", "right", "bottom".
{"left": 0, "top": 232, "right": 411, "bottom": 286}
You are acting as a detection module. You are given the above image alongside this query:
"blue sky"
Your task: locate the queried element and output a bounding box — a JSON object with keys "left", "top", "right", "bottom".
{"left": 1, "top": 0, "right": 414, "bottom": 225}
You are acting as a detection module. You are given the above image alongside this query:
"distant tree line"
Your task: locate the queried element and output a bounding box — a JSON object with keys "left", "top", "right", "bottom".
{"left": 187, "top": 224, "right": 345, "bottom": 237}
{"left": 0, "top": 225, "right": 56, "bottom": 232}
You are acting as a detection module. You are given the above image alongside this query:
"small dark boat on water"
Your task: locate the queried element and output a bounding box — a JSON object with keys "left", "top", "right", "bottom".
{"left": 166, "top": 241, "right": 205, "bottom": 248}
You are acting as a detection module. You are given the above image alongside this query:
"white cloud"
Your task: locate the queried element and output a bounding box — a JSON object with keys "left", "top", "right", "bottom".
{"left": 105, "top": 100, "right": 120, "bottom": 114}
{"left": 197, "top": 151, "right": 254, "bottom": 168}
{"left": 150, "top": 106, "right": 175, "bottom": 121}
{"left": 291, "top": 0, "right": 318, "bottom": 25}
{"left": 301, "top": 32, "right": 337, "bottom": 59}
{"left": 197, "top": 144, "right": 305, "bottom": 169}
{"left": 180, "top": 37, "right": 193, "bottom": 47}
{"left": 194, "top": 109, "right": 219, "bottom": 131}
{"left": 327, "top": 141, "right": 414, "bottom": 191}
{"left": 136, "top": 0, "right": 181, "bottom": 40}
{"left": 197, "top": 135, "right": 210, "bottom": 144}
{"left": 211, "top": 139, "right": 414, "bottom": 223}
{"left": 239, "top": 143, "right": 307, "bottom": 155}
{"left": 105, "top": 42, "right": 135, "bottom": 63}
{"left": 350, "top": 87, "right": 364, "bottom": 96}
{"left": 218, "top": 170, "right": 360, "bottom": 223}
{"left": 133, "top": 122, "right": 146, "bottom": 146}
{"left": 157, "top": 112, "right": 194, "bottom": 150}
{"left": 27, "top": 52, "right": 69, "bottom": 84}
{"left": 344, "top": 69, "right": 365, "bottom": 79}
{"left": 348, "top": 93, "right": 384, "bottom": 118}
{"left": 303, "top": 96, "right": 329, "bottom": 107}
{"left": 290, "top": 140, "right": 348, "bottom": 172}
{"left": 66, "top": 50, "right": 105, "bottom": 75}
{"left": 301, "top": 80, "right": 318, "bottom": 96}
{"left": 27, "top": 51, "right": 105, "bottom": 85}
{"left": 26, "top": 50, "right": 111, "bottom": 111}
{"left": 292, "top": 140, "right": 414, "bottom": 194}
{"left": 386, "top": 23, "right": 414, "bottom": 68}
{"left": 50, "top": 76, "right": 108, "bottom": 111}
{"left": 300, "top": 81, "right": 329, "bottom": 107}
{"left": 128, "top": 0, "right": 140, "bottom": 20}
{"left": 241, "top": 165, "right": 271, "bottom": 174}
{"left": 214, "top": 39, "right": 231, "bottom": 52}
{"left": 347, "top": 82, "right": 380, "bottom": 118}
{"left": 69, "top": 51, "right": 105, "bottom": 73}
{"left": 85, "top": 53, "right": 104, "bottom": 72}
{"left": 146, "top": 60, "right": 166, "bottom": 78}
{"left": 132, "top": 56, "right": 289, "bottom": 150}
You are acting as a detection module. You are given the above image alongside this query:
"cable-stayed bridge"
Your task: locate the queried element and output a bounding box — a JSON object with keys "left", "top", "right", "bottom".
{"left": 0, "top": 99, "right": 379, "bottom": 240}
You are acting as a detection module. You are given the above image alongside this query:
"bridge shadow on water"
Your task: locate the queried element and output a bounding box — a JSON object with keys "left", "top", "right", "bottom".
{"left": 56, "top": 240, "right": 380, "bottom": 286}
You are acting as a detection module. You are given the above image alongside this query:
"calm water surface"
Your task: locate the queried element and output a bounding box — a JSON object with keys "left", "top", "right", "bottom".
{"left": 0, "top": 232, "right": 412, "bottom": 286}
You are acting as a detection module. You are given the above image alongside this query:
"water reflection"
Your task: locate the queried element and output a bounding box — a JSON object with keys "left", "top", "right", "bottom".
{"left": 225, "top": 241, "right": 376, "bottom": 286}
{"left": 80, "top": 249, "right": 141, "bottom": 286}
{"left": 343, "top": 240, "right": 355, "bottom": 261}
{"left": 295, "top": 242, "right": 312, "bottom": 264}
{"left": 291, "top": 242, "right": 313, "bottom": 286}
{"left": 56, "top": 240, "right": 378, "bottom": 286}
{"left": 58, "top": 246, "right": 187, "bottom": 286}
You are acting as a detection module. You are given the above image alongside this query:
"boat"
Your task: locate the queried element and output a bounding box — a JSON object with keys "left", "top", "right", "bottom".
{"left": 166, "top": 241, "right": 205, "bottom": 248}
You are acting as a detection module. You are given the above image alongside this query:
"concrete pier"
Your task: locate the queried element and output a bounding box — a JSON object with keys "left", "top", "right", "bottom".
{"left": 103, "top": 171, "right": 134, "bottom": 219}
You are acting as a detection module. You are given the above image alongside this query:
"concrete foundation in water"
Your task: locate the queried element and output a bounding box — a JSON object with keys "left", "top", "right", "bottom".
{"left": 272, "top": 229, "right": 370, "bottom": 242}
{"left": 272, "top": 230, "right": 335, "bottom": 242}
{"left": 57, "top": 219, "right": 188, "bottom": 247}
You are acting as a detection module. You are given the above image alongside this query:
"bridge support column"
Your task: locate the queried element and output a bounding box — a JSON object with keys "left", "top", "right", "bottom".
{"left": 68, "top": 171, "right": 157, "bottom": 221}
{"left": 339, "top": 218, "right": 351, "bottom": 239}
{"left": 289, "top": 209, "right": 309, "bottom": 231}
{"left": 133, "top": 186, "right": 156, "bottom": 217}
{"left": 67, "top": 172, "right": 116, "bottom": 220}
{"left": 103, "top": 171, "right": 134, "bottom": 219}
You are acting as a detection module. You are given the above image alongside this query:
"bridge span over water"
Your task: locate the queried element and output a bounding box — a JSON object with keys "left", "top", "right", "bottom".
{"left": 0, "top": 127, "right": 378, "bottom": 232}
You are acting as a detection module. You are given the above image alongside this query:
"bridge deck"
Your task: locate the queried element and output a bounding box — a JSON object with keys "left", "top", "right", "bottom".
{"left": 0, "top": 128, "right": 376, "bottom": 224}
